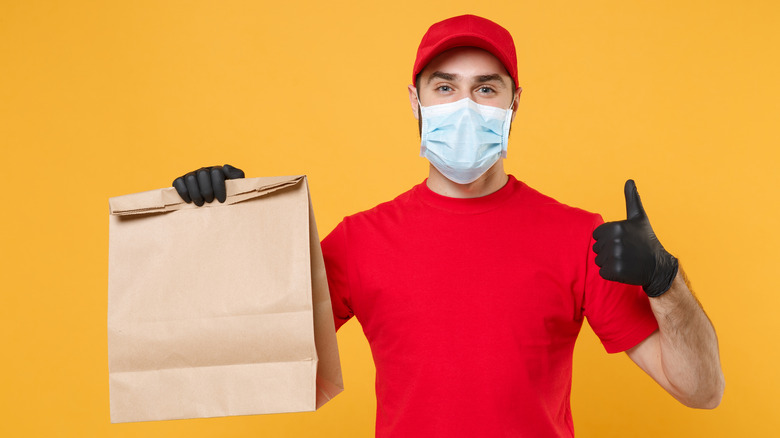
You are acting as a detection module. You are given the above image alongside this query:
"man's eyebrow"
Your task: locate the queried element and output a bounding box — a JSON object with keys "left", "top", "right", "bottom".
{"left": 475, "top": 74, "right": 506, "bottom": 86}
{"left": 426, "top": 71, "right": 507, "bottom": 87}
{"left": 427, "top": 71, "right": 459, "bottom": 84}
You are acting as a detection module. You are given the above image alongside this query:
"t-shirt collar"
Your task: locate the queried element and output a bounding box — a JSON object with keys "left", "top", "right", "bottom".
{"left": 413, "top": 174, "right": 519, "bottom": 214}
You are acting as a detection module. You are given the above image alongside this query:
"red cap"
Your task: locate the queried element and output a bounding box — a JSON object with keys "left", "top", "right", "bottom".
{"left": 412, "top": 15, "right": 518, "bottom": 88}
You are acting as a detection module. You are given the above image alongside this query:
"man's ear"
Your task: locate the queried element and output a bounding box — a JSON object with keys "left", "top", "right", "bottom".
{"left": 511, "top": 87, "right": 522, "bottom": 122}
{"left": 408, "top": 85, "right": 420, "bottom": 120}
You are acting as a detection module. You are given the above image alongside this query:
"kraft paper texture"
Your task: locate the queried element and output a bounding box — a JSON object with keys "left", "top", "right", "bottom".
{"left": 107, "top": 176, "right": 343, "bottom": 423}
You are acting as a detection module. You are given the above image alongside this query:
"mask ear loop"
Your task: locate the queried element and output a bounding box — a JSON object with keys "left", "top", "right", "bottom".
{"left": 501, "top": 95, "right": 516, "bottom": 157}
{"left": 417, "top": 94, "right": 429, "bottom": 152}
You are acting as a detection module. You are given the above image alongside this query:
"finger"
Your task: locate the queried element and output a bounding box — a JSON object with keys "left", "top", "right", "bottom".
{"left": 599, "top": 266, "right": 621, "bottom": 283}
{"left": 592, "top": 223, "right": 607, "bottom": 241}
{"left": 592, "top": 222, "right": 621, "bottom": 242}
{"left": 197, "top": 168, "right": 215, "bottom": 203}
{"left": 624, "top": 179, "right": 646, "bottom": 220}
{"left": 594, "top": 251, "right": 606, "bottom": 267}
{"left": 172, "top": 176, "right": 192, "bottom": 203}
{"left": 595, "top": 249, "right": 615, "bottom": 268}
{"left": 185, "top": 173, "right": 204, "bottom": 206}
{"left": 222, "top": 164, "right": 245, "bottom": 180}
{"left": 592, "top": 238, "right": 607, "bottom": 255}
{"left": 211, "top": 167, "right": 227, "bottom": 202}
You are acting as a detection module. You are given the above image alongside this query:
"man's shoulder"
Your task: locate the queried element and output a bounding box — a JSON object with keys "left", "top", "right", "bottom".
{"left": 339, "top": 182, "right": 421, "bottom": 225}
{"left": 522, "top": 184, "right": 594, "bottom": 213}
{"left": 514, "top": 178, "right": 603, "bottom": 227}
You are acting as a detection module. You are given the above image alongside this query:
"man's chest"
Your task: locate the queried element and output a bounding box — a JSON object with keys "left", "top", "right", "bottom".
{"left": 346, "top": 219, "right": 585, "bottom": 348}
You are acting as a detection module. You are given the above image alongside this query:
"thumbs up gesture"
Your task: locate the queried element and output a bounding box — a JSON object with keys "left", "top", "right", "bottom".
{"left": 592, "top": 180, "right": 679, "bottom": 297}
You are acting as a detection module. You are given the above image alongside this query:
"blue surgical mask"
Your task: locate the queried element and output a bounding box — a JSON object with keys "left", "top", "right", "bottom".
{"left": 419, "top": 97, "right": 514, "bottom": 184}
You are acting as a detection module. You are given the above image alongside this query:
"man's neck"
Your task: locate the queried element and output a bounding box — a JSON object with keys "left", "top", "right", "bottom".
{"left": 426, "top": 161, "right": 509, "bottom": 199}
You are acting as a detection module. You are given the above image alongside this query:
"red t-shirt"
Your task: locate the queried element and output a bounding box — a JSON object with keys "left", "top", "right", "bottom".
{"left": 321, "top": 176, "right": 658, "bottom": 437}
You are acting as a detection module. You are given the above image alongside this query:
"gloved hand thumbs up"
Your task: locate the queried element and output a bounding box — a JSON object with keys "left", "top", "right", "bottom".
{"left": 592, "top": 179, "right": 679, "bottom": 297}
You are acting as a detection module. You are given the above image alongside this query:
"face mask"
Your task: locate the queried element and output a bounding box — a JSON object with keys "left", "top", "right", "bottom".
{"left": 419, "top": 97, "right": 514, "bottom": 184}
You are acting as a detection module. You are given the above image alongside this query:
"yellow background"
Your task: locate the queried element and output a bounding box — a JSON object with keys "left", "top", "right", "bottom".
{"left": 1, "top": 0, "right": 778, "bottom": 436}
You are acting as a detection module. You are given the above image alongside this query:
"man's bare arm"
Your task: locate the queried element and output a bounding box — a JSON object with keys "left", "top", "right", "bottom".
{"left": 592, "top": 179, "right": 724, "bottom": 408}
{"left": 626, "top": 269, "right": 724, "bottom": 408}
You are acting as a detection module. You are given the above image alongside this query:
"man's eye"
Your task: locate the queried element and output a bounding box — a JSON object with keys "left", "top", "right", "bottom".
{"left": 478, "top": 86, "right": 495, "bottom": 93}
{"left": 437, "top": 85, "right": 452, "bottom": 92}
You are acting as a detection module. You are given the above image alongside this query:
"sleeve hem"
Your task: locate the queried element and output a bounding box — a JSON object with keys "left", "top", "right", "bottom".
{"left": 602, "top": 316, "right": 659, "bottom": 354}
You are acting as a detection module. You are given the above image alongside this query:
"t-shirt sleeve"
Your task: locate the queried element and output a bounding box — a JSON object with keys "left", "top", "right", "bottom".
{"left": 321, "top": 219, "right": 355, "bottom": 331}
{"left": 582, "top": 214, "right": 659, "bottom": 353}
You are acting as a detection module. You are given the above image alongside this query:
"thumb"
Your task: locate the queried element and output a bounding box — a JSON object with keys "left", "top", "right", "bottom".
{"left": 222, "top": 164, "right": 245, "bottom": 180}
{"left": 624, "top": 179, "right": 646, "bottom": 220}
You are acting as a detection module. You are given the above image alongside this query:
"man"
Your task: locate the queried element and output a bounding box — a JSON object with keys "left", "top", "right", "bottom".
{"left": 173, "top": 15, "right": 723, "bottom": 437}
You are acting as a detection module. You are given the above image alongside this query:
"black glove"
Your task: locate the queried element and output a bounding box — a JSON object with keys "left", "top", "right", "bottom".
{"left": 172, "top": 164, "right": 245, "bottom": 206}
{"left": 592, "top": 179, "right": 679, "bottom": 297}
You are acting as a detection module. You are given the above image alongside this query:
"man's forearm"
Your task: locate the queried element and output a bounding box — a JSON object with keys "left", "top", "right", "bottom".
{"left": 649, "top": 267, "right": 725, "bottom": 408}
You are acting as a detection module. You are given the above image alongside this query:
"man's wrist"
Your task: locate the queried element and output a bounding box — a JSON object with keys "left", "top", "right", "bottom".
{"left": 644, "top": 255, "right": 679, "bottom": 297}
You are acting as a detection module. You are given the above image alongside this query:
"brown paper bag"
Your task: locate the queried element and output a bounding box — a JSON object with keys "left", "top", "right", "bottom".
{"left": 107, "top": 175, "right": 343, "bottom": 423}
